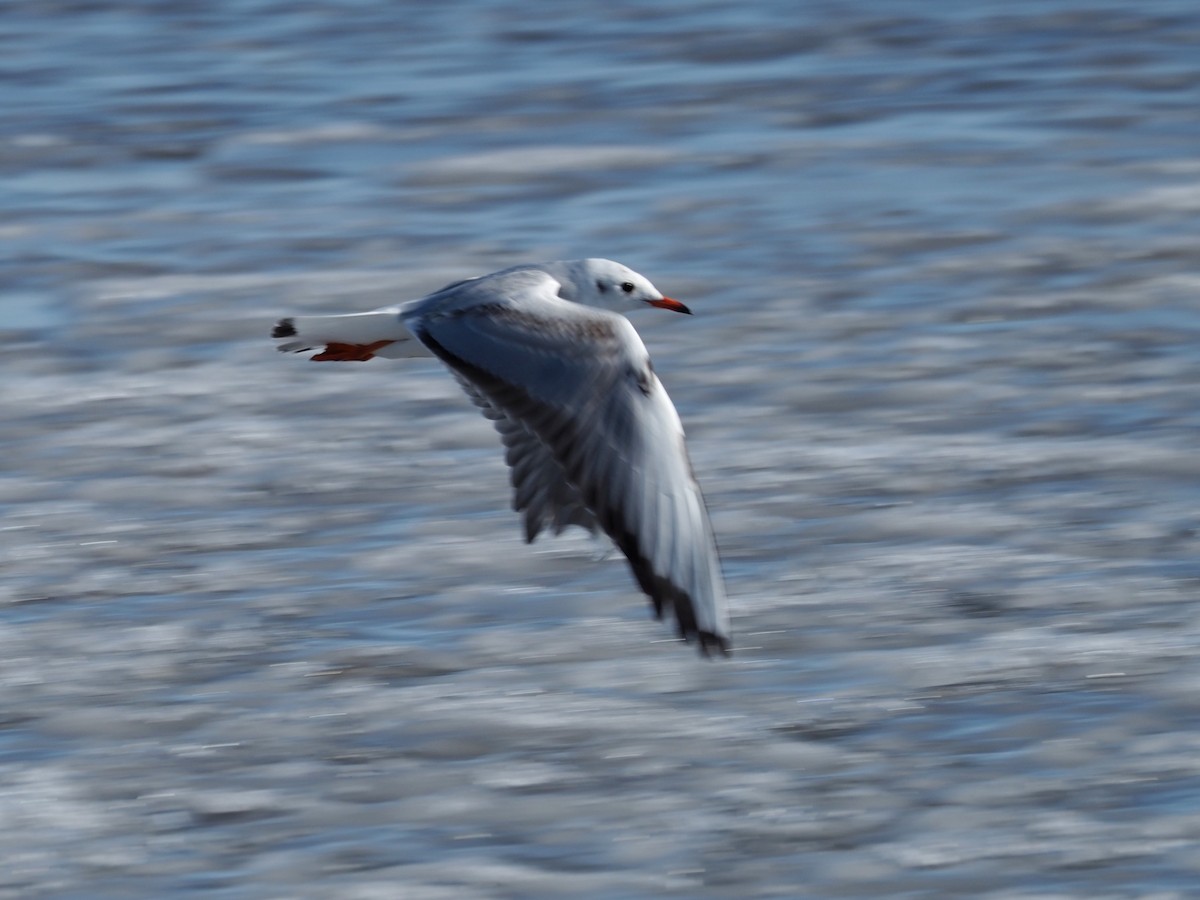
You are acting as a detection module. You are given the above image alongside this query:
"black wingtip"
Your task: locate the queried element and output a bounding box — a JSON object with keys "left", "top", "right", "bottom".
{"left": 272, "top": 318, "right": 297, "bottom": 339}
{"left": 697, "top": 630, "right": 731, "bottom": 659}
{"left": 607, "top": 519, "right": 729, "bottom": 659}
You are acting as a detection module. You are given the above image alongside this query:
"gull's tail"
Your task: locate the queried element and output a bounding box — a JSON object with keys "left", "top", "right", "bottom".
{"left": 271, "top": 309, "right": 430, "bottom": 361}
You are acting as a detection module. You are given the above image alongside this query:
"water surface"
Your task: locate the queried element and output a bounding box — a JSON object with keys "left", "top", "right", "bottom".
{"left": 2, "top": 2, "right": 1199, "bottom": 897}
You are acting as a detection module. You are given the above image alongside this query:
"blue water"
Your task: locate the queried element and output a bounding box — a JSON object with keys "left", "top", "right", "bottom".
{"left": 3, "top": 2, "right": 1200, "bottom": 897}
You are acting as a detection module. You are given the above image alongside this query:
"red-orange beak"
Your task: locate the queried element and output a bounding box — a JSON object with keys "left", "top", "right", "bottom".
{"left": 647, "top": 296, "right": 692, "bottom": 315}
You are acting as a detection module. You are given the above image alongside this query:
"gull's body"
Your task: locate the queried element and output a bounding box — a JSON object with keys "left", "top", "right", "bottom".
{"left": 272, "top": 259, "right": 730, "bottom": 656}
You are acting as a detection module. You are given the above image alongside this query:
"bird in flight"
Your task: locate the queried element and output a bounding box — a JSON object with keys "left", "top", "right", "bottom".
{"left": 272, "top": 259, "right": 730, "bottom": 656}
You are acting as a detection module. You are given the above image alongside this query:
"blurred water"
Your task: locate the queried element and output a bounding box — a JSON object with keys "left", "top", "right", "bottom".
{"left": 3, "top": 1, "right": 1200, "bottom": 897}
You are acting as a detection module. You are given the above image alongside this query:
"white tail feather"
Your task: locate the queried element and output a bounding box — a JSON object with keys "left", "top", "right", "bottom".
{"left": 272, "top": 309, "right": 432, "bottom": 358}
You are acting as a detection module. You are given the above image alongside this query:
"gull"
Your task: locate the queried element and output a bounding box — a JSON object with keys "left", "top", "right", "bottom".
{"left": 271, "top": 259, "right": 730, "bottom": 656}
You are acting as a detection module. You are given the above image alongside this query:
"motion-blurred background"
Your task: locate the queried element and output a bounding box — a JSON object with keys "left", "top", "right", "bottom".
{"left": 3, "top": 2, "right": 1199, "bottom": 896}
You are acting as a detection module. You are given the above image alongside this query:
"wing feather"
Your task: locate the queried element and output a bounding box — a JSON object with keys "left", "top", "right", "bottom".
{"left": 450, "top": 374, "right": 598, "bottom": 544}
{"left": 408, "top": 278, "right": 730, "bottom": 656}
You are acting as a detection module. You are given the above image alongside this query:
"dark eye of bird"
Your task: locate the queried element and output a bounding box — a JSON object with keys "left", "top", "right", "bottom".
{"left": 621, "top": 282, "right": 635, "bottom": 294}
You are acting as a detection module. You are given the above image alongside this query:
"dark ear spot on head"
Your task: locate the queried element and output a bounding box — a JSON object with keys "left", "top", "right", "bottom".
{"left": 596, "top": 280, "right": 607, "bottom": 293}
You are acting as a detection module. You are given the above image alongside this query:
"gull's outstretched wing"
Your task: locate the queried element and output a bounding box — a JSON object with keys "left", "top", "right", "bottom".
{"left": 407, "top": 272, "right": 730, "bottom": 656}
